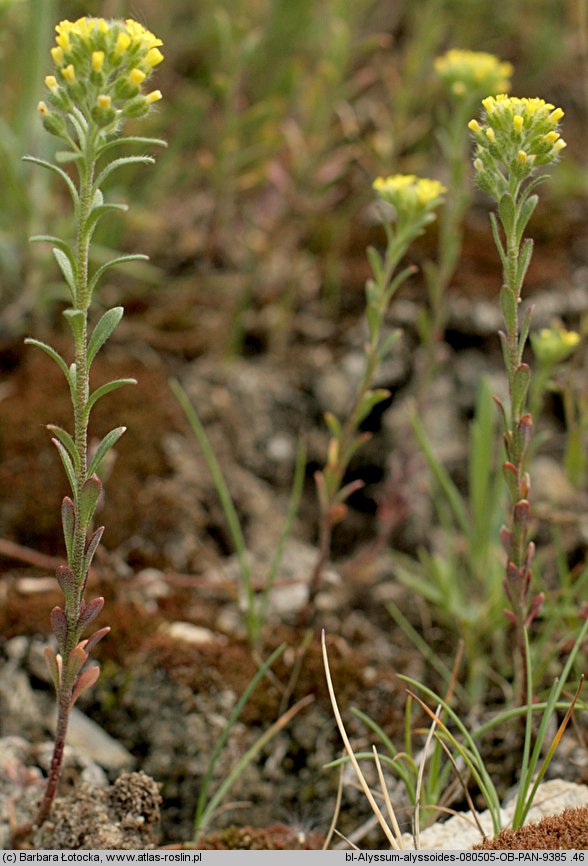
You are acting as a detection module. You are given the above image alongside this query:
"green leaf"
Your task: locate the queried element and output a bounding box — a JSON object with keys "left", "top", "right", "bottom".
{"left": 516, "top": 239, "right": 534, "bottom": 293}
{"left": 366, "top": 246, "right": 383, "bottom": 284}
{"left": 515, "top": 195, "right": 538, "bottom": 247}
{"left": 512, "top": 363, "right": 531, "bottom": 414}
{"left": 85, "top": 378, "right": 136, "bottom": 418}
{"left": 88, "top": 255, "right": 149, "bottom": 296}
{"left": 79, "top": 475, "right": 102, "bottom": 528}
{"left": 85, "top": 202, "right": 128, "bottom": 238}
{"left": 366, "top": 303, "right": 380, "bottom": 341}
{"left": 22, "top": 155, "right": 79, "bottom": 205}
{"left": 53, "top": 248, "right": 77, "bottom": 299}
{"left": 61, "top": 497, "right": 75, "bottom": 562}
{"left": 324, "top": 411, "right": 341, "bottom": 442}
{"left": 88, "top": 426, "right": 127, "bottom": 477}
{"left": 489, "top": 213, "right": 506, "bottom": 267}
{"left": 355, "top": 388, "right": 390, "bottom": 426}
{"left": 87, "top": 307, "right": 124, "bottom": 367}
{"left": 51, "top": 437, "right": 77, "bottom": 494}
{"left": 95, "top": 155, "right": 155, "bottom": 188}
{"left": 499, "top": 285, "right": 516, "bottom": 332}
{"left": 63, "top": 308, "right": 85, "bottom": 345}
{"left": 377, "top": 328, "right": 401, "bottom": 362}
{"left": 96, "top": 136, "right": 167, "bottom": 157}
{"left": 47, "top": 425, "right": 80, "bottom": 473}
{"left": 519, "top": 304, "right": 534, "bottom": 356}
{"left": 30, "top": 235, "right": 75, "bottom": 263}
{"left": 498, "top": 193, "right": 516, "bottom": 234}
{"left": 24, "top": 338, "right": 72, "bottom": 387}
{"left": 55, "top": 150, "right": 83, "bottom": 164}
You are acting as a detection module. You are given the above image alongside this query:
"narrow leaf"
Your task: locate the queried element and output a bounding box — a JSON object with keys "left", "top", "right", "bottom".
{"left": 51, "top": 437, "right": 77, "bottom": 494}
{"left": 97, "top": 136, "right": 167, "bottom": 157}
{"left": 83, "top": 625, "right": 110, "bottom": 654}
{"left": 85, "top": 378, "right": 136, "bottom": 418}
{"left": 499, "top": 286, "right": 516, "bottom": 332}
{"left": 84, "top": 526, "right": 104, "bottom": 574}
{"left": 62, "top": 308, "right": 85, "bottom": 345}
{"left": 87, "top": 307, "right": 124, "bottom": 367}
{"left": 50, "top": 606, "right": 68, "bottom": 654}
{"left": 355, "top": 388, "right": 390, "bottom": 427}
{"left": 47, "top": 424, "right": 80, "bottom": 473}
{"left": 53, "top": 247, "right": 77, "bottom": 298}
{"left": 79, "top": 475, "right": 102, "bottom": 529}
{"left": 61, "top": 497, "right": 75, "bottom": 562}
{"left": 515, "top": 195, "right": 538, "bottom": 246}
{"left": 78, "top": 596, "right": 104, "bottom": 629}
{"left": 85, "top": 202, "right": 128, "bottom": 238}
{"left": 489, "top": 212, "right": 507, "bottom": 267}
{"left": 87, "top": 427, "right": 126, "bottom": 477}
{"left": 69, "top": 666, "right": 100, "bottom": 709}
{"left": 95, "top": 155, "right": 155, "bottom": 188}
{"left": 30, "top": 235, "right": 75, "bottom": 262}
{"left": 516, "top": 239, "right": 534, "bottom": 294}
{"left": 44, "top": 647, "right": 62, "bottom": 692}
{"left": 512, "top": 364, "right": 531, "bottom": 415}
{"left": 24, "top": 338, "right": 71, "bottom": 386}
{"left": 88, "top": 255, "right": 149, "bottom": 296}
{"left": 498, "top": 193, "right": 515, "bottom": 234}
{"left": 23, "top": 155, "right": 78, "bottom": 205}
{"left": 324, "top": 411, "right": 342, "bottom": 442}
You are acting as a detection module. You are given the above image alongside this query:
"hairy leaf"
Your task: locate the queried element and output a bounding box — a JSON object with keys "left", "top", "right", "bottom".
{"left": 51, "top": 437, "right": 77, "bottom": 494}
{"left": 88, "top": 427, "right": 126, "bottom": 477}
{"left": 87, "top": 307, "right": 124, "bottom": 367}
{"left": 85, "top": 378, "right": 136, "bottom": 418}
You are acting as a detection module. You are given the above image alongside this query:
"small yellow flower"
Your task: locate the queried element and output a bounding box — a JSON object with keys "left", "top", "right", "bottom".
{"left": 468, "top": 119, "right": 481, "bottom": 134}
{"left": 45, "top": 75, "right": 59, "bottom": 93}
{"left": 115, "top": 32, "right": 132, "bottom": 54}
{"left": 51, "top": 46, "right": 64, "bottom": 66}
{"left": 486, "top": 127, "right": 496, "bottom": 142}
{"left": 97, "top": 95, "right": 112, "bottom": 109}
{"left": 517, "top": 150, "right": 528, "bottom": 163}
{"left": 145, "top": 47, "right": 164, "bottom": 68}
{"left": 145, "top": 90, "right": 163, "bottom": 104}
{"left": 129, "top": 68, "right": 146, "bottom": 86}
{"left": 92, "top": 51, "right": 104, "bottom": 72}
{"left": 513, "top": 115, "right": 523, "bottom": 133}
{"left": 37, "top": 101, "right": 49, "bottom": 116}
{"left": 62, "top": 64, "right": 76, "bottom": 84}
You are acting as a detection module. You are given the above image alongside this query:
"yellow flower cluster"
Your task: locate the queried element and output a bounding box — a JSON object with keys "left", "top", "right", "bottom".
{"left": 530, "top": 327, "right": 580, "bottom": 366}
{"left": 468, "top": 94, "right": 565, "bottom": 198}
{"left": 373, "top": 174, "right": 446, "bottom": 211}
{"left": 435, "top": 49, "right": 513, "bottom": 98}
{"left": 39, "top": 17, "right": 164, "bottom": 138}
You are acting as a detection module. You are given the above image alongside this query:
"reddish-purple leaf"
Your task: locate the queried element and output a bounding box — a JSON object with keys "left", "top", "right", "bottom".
{"left": 78, "top": 596, "right": 104, "bottom": 628}
{"left": 69, "top": 665, "right": 100, "bottom": 708}
{"left": 50, "top": 606, "right": 68, "bottom": 653}
{"left": 83, "top": 626, "right": 111, "bottom": 654}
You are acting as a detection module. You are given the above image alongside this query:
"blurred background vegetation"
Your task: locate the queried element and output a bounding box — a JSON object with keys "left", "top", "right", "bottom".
{"left": 1, "top": 0, "right": 587, "bottom": 343}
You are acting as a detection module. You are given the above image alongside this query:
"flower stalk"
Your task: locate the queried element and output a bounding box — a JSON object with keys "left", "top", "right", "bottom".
{"left": 306, "top": 175, "right": 445, "bottom": 617}
{"left": 469, "top": 94, "right": 566, "bottom": 702}
{"left": 12, "top": 17, "right": 165, "bottom": 843}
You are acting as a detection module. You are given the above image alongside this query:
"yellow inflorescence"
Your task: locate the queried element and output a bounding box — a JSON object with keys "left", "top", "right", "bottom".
{"left": 42, "top": 16, "right": 164, "bottom": 137}
{"left": 468, "top": 94, "right": 566, "bottom": 197}
{"left": 373, "top": 174, "right": 446, "bottom": 216}
{"left": 435, "top": 49, "right": 513, "bottom": 98}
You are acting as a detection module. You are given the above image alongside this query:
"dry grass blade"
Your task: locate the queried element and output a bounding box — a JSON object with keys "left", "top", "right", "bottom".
{"left": 323, "top": 759, "right": 345, "bottom": 850}
{"left": 414, "top": 702, "right": 441, "bottom": 848}
{"left": 322, "top": 630, "right": 402, "bottom": 850}
{"left": 372, "top": 745, "right": 405, "bottom": 847}
{"left": 431, "top": 730, "right": 484, "bottom": 837}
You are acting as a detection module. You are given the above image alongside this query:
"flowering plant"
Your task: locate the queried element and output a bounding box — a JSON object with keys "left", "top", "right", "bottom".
{"left": 13, "top": 16, "right": 165, "bottom": 844}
